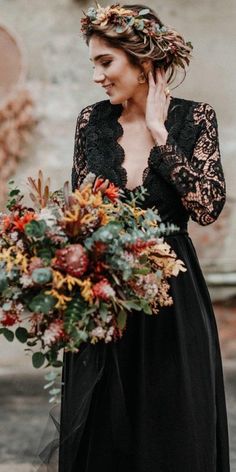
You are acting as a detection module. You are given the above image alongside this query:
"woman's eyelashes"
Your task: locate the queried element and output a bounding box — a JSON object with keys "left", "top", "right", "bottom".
{"left": 101, "top": 60, "right": 112, "bottom": 67}
{"left": 92, "top": 60, "right": 112, "bottom": 71}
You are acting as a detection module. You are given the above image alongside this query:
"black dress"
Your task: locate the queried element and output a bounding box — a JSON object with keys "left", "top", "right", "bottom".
{"left": 58, "top": 98, "right": 230, "bottom": 472}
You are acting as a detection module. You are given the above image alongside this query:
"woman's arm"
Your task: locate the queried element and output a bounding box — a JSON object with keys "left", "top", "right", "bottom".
{"left": 148, "top": 102, "right": 226, "bottom": 226}
{"left": 71, "top": 105, "right": 93, "bottom": 191}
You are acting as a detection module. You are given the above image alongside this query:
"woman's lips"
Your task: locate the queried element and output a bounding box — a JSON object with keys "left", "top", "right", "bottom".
{"left": 103, "top": 84, "right": 114, "bottom": 94}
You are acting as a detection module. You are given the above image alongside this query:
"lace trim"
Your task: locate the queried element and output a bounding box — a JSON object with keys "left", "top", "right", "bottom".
{"left": 148, "top": 102, "right": 226, "bottom": 225}
{"left": 71, "top": 104, "right": 94, "bottom": 191}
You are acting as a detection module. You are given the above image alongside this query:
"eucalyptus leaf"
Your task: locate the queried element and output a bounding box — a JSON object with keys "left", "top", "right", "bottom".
{"left": 44, "top": 381, "right": 55, "bottom": 389}
{"left": 0, "top": 271, "right": 8, "bottom": 292}
{"left": 9, "top": 189, "right": 20, "bottom": 197}
{"left": 15, "top": 327, "right": 28, "bottom": 343}
{"left": 44, "top": 371, "right": 58, "bottom": 382}
{"left": 138, "top": 8, "right": 150, "bottom": 16}
{"left": 32, "top": 268, "right": 52, "bottom": 285}
{"left": 28, "top": 293, "right": 56, "bottom": 314}
{"left": 140, "top": 300, "right": 152, "bottom": 315}
{"left": 116, "top": 25, "right": 126, "bottom": 33}
{"left": 25, "top": 220, "right": 47, "bottom": 239}
{"left": 49, "top": 388, "right": 61, "bottom": 396}
{"left": 117, "top": 309, "right": 127, "bottom": 329}
{"left": 120, "top": 300, "right": 142, "bottom": 311}
{"left": 3, "top": 329, "right": 14, "bottom": 342}
{"left": 32, "top": 352, "right": 45, "bottom": 368}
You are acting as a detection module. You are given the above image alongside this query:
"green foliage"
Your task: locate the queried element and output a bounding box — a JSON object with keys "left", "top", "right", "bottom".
{"left": 0, "top": 271, "right": 8, "bottom": 292}
{"left": 6, "top": 181, "right": 23, "bottom": 210}
{"left": 117, "top": 309, "right": 127, "bottom": 329}
{"left": 28, "top": 293, "right": 56, "bottom": 314}
{"left": 32, "top": 268, "right": 53, "bottom": 285}
{"left": 25, "top": 220, "right": 47, "bottom": 239}
{"left": 15, "top": 327, "right": 28, "bottom": 343}
{"left": 1, "top": 328, "right": 14, "bottom": 342}
{"left": 32, "top": 352, "right": 45, "bottom": 368}
{"left": 37, "top": 247, "right": 54, "bottom": 261}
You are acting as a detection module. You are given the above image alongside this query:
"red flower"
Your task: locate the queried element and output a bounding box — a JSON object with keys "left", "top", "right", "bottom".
{"left": 104, "top": 182, "right": 120, "bottom": 202}
{"left": 2, "top": 216, "right": 12, "bottom": 231}
{"left": 13, "top": 212, "right": 36, "bottom": 232}
{"left": 1, "top": 311, "right": 20, "bottom": 327}
{"left": 126, "top": 238, "right": 156, "bottom": 254}
{"left": 92, "top": 278, "right": 115, "bottom": 301}
{"left": 93, "top": 177, "right": 105, "bottom": 193}
{"left": 53, "top": 244, "right": 89, "bottom": 277}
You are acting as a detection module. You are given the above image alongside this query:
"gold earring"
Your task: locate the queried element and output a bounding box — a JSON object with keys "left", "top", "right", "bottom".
{"left": 138, "top": 72, "right": 146, "bottom": 84}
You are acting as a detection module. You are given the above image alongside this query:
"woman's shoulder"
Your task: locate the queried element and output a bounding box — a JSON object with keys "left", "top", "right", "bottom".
{"left": 170, "top": 96, "right": 217, "bottom": 128}
{"left": 172, "top": 96, "right": 216, "bottom": 115}
{"left": 77, "top": 100, "right": 110, "bottom": 129}
{"left": 77, "top": 100, "right": 111, "bottom": 124}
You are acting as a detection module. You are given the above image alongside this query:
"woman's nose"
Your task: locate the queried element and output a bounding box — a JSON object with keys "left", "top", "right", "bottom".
{"left": 93, "top": 68, "right": 105, "bottom": 84}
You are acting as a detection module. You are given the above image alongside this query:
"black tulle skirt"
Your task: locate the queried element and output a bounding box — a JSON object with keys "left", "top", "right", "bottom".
{"left": 52, "top": 232, "right": 230, "bottom": 472}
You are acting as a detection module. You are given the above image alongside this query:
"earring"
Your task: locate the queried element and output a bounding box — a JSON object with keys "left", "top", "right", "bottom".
{"left": 138, "top": 72, "right": 146, "bottom": 84}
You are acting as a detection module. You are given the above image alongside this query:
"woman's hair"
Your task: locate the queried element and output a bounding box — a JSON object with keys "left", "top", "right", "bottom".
{"left": 81, "top": 3, "right": 193, "bottom": 84}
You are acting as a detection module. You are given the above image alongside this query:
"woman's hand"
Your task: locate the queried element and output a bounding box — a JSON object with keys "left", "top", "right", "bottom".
{"left": 146, "top": 68, "right": 171, "bottom": 146}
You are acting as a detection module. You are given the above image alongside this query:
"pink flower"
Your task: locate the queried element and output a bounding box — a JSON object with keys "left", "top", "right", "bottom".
{"left": 42, "top": 320, "right": 64, "bottom": 346}
{"left": 92, "top": 278, "right": 115, "bottom": 301}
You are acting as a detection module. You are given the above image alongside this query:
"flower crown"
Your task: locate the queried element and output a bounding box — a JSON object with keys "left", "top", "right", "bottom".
{"left": 81, "top": 3, "right": 193, "bottom": 69}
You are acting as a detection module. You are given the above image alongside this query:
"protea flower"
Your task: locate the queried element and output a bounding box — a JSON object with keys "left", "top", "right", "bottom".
{"left": 53, "top": 244, "right": 89, "bottom": 277}
{"left": 92, "top": 278, "right": 115, "bottom": 301}
{"left": 42, "top": 319, "right": 65, "bottom": 346}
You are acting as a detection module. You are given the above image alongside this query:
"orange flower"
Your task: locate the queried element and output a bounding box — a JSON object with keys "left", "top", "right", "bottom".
{"left": 13, "top": 212, "right": 36, "bottom": 232}
{"left": 104, "top": 183, "right": 120, "bottom": 202}
{"left": 93, "top": 177, "right": 107, "bottom": 193}
{"left": 2, "top": 216, "right": 12, "bottom": 231}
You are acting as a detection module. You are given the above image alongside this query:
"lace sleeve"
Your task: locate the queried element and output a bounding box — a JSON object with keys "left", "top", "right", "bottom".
{"left": 148, "top": 103, "right": 226, "bottom": 226}
{"left": 71, "top": 105, "right": 93, "bottom": 191}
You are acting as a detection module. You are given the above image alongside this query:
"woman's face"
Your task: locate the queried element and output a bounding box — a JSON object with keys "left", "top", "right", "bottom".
{"left": 89, "top": 35, "right": 143, "bottom": 105}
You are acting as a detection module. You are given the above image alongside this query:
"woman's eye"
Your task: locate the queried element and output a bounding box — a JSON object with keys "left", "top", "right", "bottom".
{"left": 101, "top": 61, "right": 112, "bottom": 67}
{"left": 92, "top": 60, "right": 112, "bottom": 71}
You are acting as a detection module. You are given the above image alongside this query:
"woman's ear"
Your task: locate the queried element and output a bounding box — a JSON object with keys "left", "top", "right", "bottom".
{"left": 140, "top": 59, "right": 154, "bottom": 78}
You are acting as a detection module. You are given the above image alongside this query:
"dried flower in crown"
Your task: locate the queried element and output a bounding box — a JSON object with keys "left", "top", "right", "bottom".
{"left": 81, "top": 3, "right": 193, "bottom": 69}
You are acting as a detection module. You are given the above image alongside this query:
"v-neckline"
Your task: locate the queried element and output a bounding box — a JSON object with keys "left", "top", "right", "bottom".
{"left": 113, "top": 98, "right": 173, "bottom": 193}
{"left": 115, "top": 116, "right": 150, "bottom": 193}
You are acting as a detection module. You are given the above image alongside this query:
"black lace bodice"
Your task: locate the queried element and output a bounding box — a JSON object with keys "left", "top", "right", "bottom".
{"left": 71, "top": 97, "right": 226, "bottom": 227}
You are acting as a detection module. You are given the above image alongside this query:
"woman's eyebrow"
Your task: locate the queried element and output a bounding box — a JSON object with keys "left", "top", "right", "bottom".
{"left": 89, "top": 53, "right": 113, "bottom": 62}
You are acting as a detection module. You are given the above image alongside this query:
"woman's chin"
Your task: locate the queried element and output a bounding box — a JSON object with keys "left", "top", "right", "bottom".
{"left": 108, "top": 95, "right": 124, "bottom": 105}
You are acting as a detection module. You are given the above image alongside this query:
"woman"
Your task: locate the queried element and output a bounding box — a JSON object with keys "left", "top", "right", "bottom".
{"left": 59, "top": 4, "right": 230, "bottom": 471}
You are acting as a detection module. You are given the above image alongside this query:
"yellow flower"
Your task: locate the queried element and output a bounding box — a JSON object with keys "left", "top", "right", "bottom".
{"left": 15, "top": 252, "right": 28, "bottom": 273}
{"left": 46, "top": 289, "right": 72, "bottom": 308}
{"left": 0, "top": 246, "right": 28, "bottom": 273}
{"left": 98, "top": 210, "right": 110, "bottom": 225}
{"left": 52, "top": 270, "right": 67, "bottom": 289}
{"left": 63, "top": 207, "right": 80, "bottom": 223}
{"left": 80, "top": 278, "right": 94, "bottom": 304}
{"left": 80, "top": 213, "right": 98, "bottom": 226}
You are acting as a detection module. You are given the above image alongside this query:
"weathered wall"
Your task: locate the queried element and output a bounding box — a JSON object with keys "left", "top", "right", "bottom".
{"left": 0, "top": 0, "right": 236, "bottom": 374}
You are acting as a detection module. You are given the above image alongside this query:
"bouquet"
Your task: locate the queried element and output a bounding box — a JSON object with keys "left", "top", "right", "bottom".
{"left": 0, "top": 171, "right": 186, "bottom": 371}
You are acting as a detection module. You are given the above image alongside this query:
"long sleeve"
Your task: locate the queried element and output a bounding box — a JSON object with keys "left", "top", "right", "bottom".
{"left": 71, "top": 105, "right": 93, "bottom": 191}
{"left": 148, "top": 103, "right": 226, "bottom": 226}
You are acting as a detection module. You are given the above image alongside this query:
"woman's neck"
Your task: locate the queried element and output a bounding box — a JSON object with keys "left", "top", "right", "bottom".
{"left": 121, "top": 86, "right": 148, "bottom": 121}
